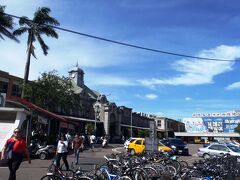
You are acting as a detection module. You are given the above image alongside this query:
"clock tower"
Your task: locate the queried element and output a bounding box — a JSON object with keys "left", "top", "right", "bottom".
{"left": 68, "top": 63, "right": 84, "bottom": 87}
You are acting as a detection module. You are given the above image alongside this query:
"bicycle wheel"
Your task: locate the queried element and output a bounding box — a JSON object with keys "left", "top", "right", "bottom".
{"left": 78, "top": 176, "right": 94, "bottom": 180}
{"left": 119, "top": 175, "right": 132, "bottom": 180}
{"left": 143, "top": 166, "right": 159, "bottom": 178}
{"left": 153, "top": 164, "right": 165, "bottom": 175}
{"left": 40, "top": 175, "right": 62, "bottom": 180}
{"left": 130, "top": 168, "right": 148, "bottom": 180}
{"left": 97, "top": 169, "right": 108, "bottom": 180}
{"left": 164, "top": 165, "right": 177, "bottom": 177}
{"left": 61, "top": 169, "right": 75, "bottom": 179}
{"left": 168, "top": 160, "right": 181, "bottom": 173}
{"left": 179, "top": 160, "right": 189, "bottom": 171}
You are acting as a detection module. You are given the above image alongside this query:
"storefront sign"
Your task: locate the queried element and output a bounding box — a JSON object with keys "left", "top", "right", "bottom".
{"left": 192, "top": 111, "right": 240, "bottom": 118}
{"left": 183, "top": 116, "right": 240, "bottom": 133}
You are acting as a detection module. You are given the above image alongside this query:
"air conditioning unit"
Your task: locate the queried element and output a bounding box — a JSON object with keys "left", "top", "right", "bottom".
{"left": 0, "top": 93, "right": 6, "bottom": 107}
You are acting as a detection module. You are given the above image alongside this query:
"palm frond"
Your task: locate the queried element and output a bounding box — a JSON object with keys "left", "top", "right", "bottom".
{"left": 30, "top": 44, "right": 37, "bottom": 59}
{"left": 33, "top": 7, "right": 60, "bottom": 26}
{"left": 19, "top": 16, "right": 32, "bottom": 27}
{"left": 0, "top": 28, "right": 19, "bottom": 42}
{"left": 39, "top": 26, "right": 58, "bottom": 38}
{"left": 36, "top": 34, "right": 49, "bottom": 55}
{"left": 13, "top": 27, "right": 28, "bottom": 36}
{"left": 0, "top": 5, "right": 19, "bottom": 42}
{"left": 0, "top": 33, "right": 4, "bottom": 40}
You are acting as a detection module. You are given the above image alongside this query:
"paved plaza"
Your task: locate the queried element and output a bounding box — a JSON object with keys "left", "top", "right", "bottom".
{"left": 0, "top": 144, "right": 202, "bottom": 180}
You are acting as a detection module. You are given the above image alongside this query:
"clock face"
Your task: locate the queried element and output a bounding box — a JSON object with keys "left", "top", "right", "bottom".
{"left": 71, "top": 73, "right": 75, "bottom": 78}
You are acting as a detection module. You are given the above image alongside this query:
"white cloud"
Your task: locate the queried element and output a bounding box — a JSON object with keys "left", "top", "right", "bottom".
{"left": 86, "top": 73, "right": 136, "bottom": 86}
{"left": 145, "top": 93, "right": 158, "bottom": 100}
{"left": 226, "top": 81, "right": 240, "bottom": 90}
{"left": 185, "top": 97, "right": 192, "bottom": 101}
{"left": 139, "top": 45, "right": 240, "bottom": 88}
{"left": 149, "top": 112, "right": 165, "bottom": 117}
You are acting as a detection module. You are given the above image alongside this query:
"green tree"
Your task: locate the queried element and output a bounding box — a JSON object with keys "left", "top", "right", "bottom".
{"left": 25, "top": 70, "right": 75, "bottom": 114}
{"left": 0, "top": 5, "right": 18, "bottom": 42}
{"left": 13, "top": 7, "right": 60, "bottom": 98}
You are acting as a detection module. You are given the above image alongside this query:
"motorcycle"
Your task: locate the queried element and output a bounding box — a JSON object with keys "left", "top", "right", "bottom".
{"left": 28, "top": 140, "right": 56, "bottom": 160}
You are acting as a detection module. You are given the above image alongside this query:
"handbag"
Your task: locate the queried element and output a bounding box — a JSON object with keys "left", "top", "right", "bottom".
{"left": 5, "top": 141, "right": 16, "bottom": 160}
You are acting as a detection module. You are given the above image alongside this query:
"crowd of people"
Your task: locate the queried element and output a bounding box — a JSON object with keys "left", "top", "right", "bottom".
{"left": 1, "top": 128, "right": 109, "bottom": 180}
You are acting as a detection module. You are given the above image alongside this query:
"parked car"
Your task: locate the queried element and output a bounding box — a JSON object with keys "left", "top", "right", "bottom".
{"left": 124, "top": 137, "right": 138, "bottom": 149}
{"left": 197, "top": 143, "right": 240, "bottom": 159}
{"left": 128, "top": 138, "right": 145, "bottom": 155}
{"left": 158, "top": 141, "right": 173, "bottom": 153}
{"left": 127, "top": 138, "right": 173, "bottom": 155}
{"left": 160, "top": 138, "right": 189, "bottom": 155}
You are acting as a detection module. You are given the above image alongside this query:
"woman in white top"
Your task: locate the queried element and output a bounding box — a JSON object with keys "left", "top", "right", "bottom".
{"left": 56, "top": 134, "right": 69, "bottom": 170}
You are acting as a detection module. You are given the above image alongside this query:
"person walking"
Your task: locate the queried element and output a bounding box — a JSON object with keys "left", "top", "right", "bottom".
{"left": 89, "top": 134, "right": 96, "bottom": 151}
{"left": 72, "top": 134, "right": 82, "bottom": 165}
{"left": 1, "top": 128, "right": 31, "bottom": 180}
{"left": 56, "top": 134, "right": 69, "bottom": 170}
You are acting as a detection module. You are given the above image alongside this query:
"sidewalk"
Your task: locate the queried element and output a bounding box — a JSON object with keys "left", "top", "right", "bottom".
{"left": 0, "top": 145, "right": 119, "bottom": 180}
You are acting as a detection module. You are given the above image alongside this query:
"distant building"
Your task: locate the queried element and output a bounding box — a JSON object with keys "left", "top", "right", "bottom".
{"left": 0, "top": 70, "right": 21, "bottom": 97}
{"left": 175, "top": 110, "right": 240, "bottom": 143}
{"left": 153, "top": 116, "right": 185, "bottom": 138}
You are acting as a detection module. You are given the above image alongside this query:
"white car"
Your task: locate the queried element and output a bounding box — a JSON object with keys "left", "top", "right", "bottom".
{"left": 198, "top": 143, "right": 240, "bottom": 159}
{"left": 124, "top": 137, "right": 138, "bottom": 149}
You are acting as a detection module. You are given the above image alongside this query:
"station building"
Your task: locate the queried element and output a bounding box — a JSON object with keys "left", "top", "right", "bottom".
{"left": 0, "top": 66, "right": 156, "bottom": 144}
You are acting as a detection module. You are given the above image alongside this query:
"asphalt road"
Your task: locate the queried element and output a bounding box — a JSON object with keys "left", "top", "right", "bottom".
{"left": 0, "top": 143, "right": 203, "bottom": 180}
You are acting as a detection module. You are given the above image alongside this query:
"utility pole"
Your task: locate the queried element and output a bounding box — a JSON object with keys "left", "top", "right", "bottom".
{"left": 130, "top": 110, "right": 133, "bottom": 137}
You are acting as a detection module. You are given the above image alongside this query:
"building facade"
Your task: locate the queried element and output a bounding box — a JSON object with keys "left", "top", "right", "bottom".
{"left": 154, "top": 116, "right": 185, "bottom": 138}
{"left": 1, "top": 66, "right": 156, "bottom": 142}
{"left": 175, "top": 110, "right": 240, "bottom": 143}
{"left": 0, "top": 70, "right": 21, "bottom": 97}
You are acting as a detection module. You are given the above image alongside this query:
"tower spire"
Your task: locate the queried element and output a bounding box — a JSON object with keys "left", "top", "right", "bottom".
{"left": 76, "top": 61, "right": 78, "bottom": 67}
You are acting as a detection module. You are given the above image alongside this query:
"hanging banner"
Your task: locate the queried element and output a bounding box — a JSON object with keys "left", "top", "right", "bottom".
{"left": 182, "top": 116, "right": 240, "bottom": 133}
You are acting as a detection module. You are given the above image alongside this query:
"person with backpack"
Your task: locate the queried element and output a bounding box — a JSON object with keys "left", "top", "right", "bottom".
{"left": 1, "top": 128, "right": 31, "bottom": 180}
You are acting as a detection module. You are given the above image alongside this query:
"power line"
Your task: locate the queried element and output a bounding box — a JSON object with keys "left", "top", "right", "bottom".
{"left": 2, "top": 12, "right": 238, "bottom": 62}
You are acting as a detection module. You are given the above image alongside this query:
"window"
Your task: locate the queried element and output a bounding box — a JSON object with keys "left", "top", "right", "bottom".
{"left": 0, "top": 81, "right": 8, "bottom": 93}
{"left": 208, "top": 145, "right": 219, "bottom": 150}
{"left": 11, "top": 84, "right": 21, "bottom": 96}
{"left": 157, "top": 120, "right": 161, "bottom": 127}
{"left": 218, "top": 145, "right": 229, "bottom": 152}
{"left": 135, "top": 140, "right": 142, "bottom": 145}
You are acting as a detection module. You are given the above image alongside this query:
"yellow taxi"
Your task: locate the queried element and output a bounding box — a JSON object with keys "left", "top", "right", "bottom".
{"left": 128, "top": 138, "right": 145, "bottom": 155}
{"left": 158, "top": 141, "right": 173, "bottom": 152}
{"left": 128, "top": 138, "right": 173, "bottom": 155}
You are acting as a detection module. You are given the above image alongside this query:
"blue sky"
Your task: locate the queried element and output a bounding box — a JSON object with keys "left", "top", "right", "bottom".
{"left": 1, "top": 0, "right": 240, "bottom": 119}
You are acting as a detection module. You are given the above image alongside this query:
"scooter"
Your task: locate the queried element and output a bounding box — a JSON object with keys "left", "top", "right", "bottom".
{"left": 28, "top": 140, "right": 56, "bottom": 160}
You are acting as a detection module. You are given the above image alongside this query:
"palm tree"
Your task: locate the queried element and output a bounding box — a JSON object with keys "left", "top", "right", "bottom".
{"left": 13, "top": 7, "right": 60, "bottom": 98}
{"left": 0, "top": 5, "right": 18, "bottom": 42}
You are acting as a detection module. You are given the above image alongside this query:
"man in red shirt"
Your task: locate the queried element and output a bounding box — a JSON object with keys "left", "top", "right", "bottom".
{"left": 72, "top": 133, "right": 82, "bottom": 165}
{"left": 1, "top": 128, "right": 31, "bottom": 180}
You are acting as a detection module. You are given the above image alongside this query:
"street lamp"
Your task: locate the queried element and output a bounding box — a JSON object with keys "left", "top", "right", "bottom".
{"left": 94, "top": 104, "right": 100, "bottom": 136}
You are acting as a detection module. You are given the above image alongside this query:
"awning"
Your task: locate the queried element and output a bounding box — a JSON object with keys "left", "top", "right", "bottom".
{"left": 7, "top": 96, "right": 67, "bottom": 123}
